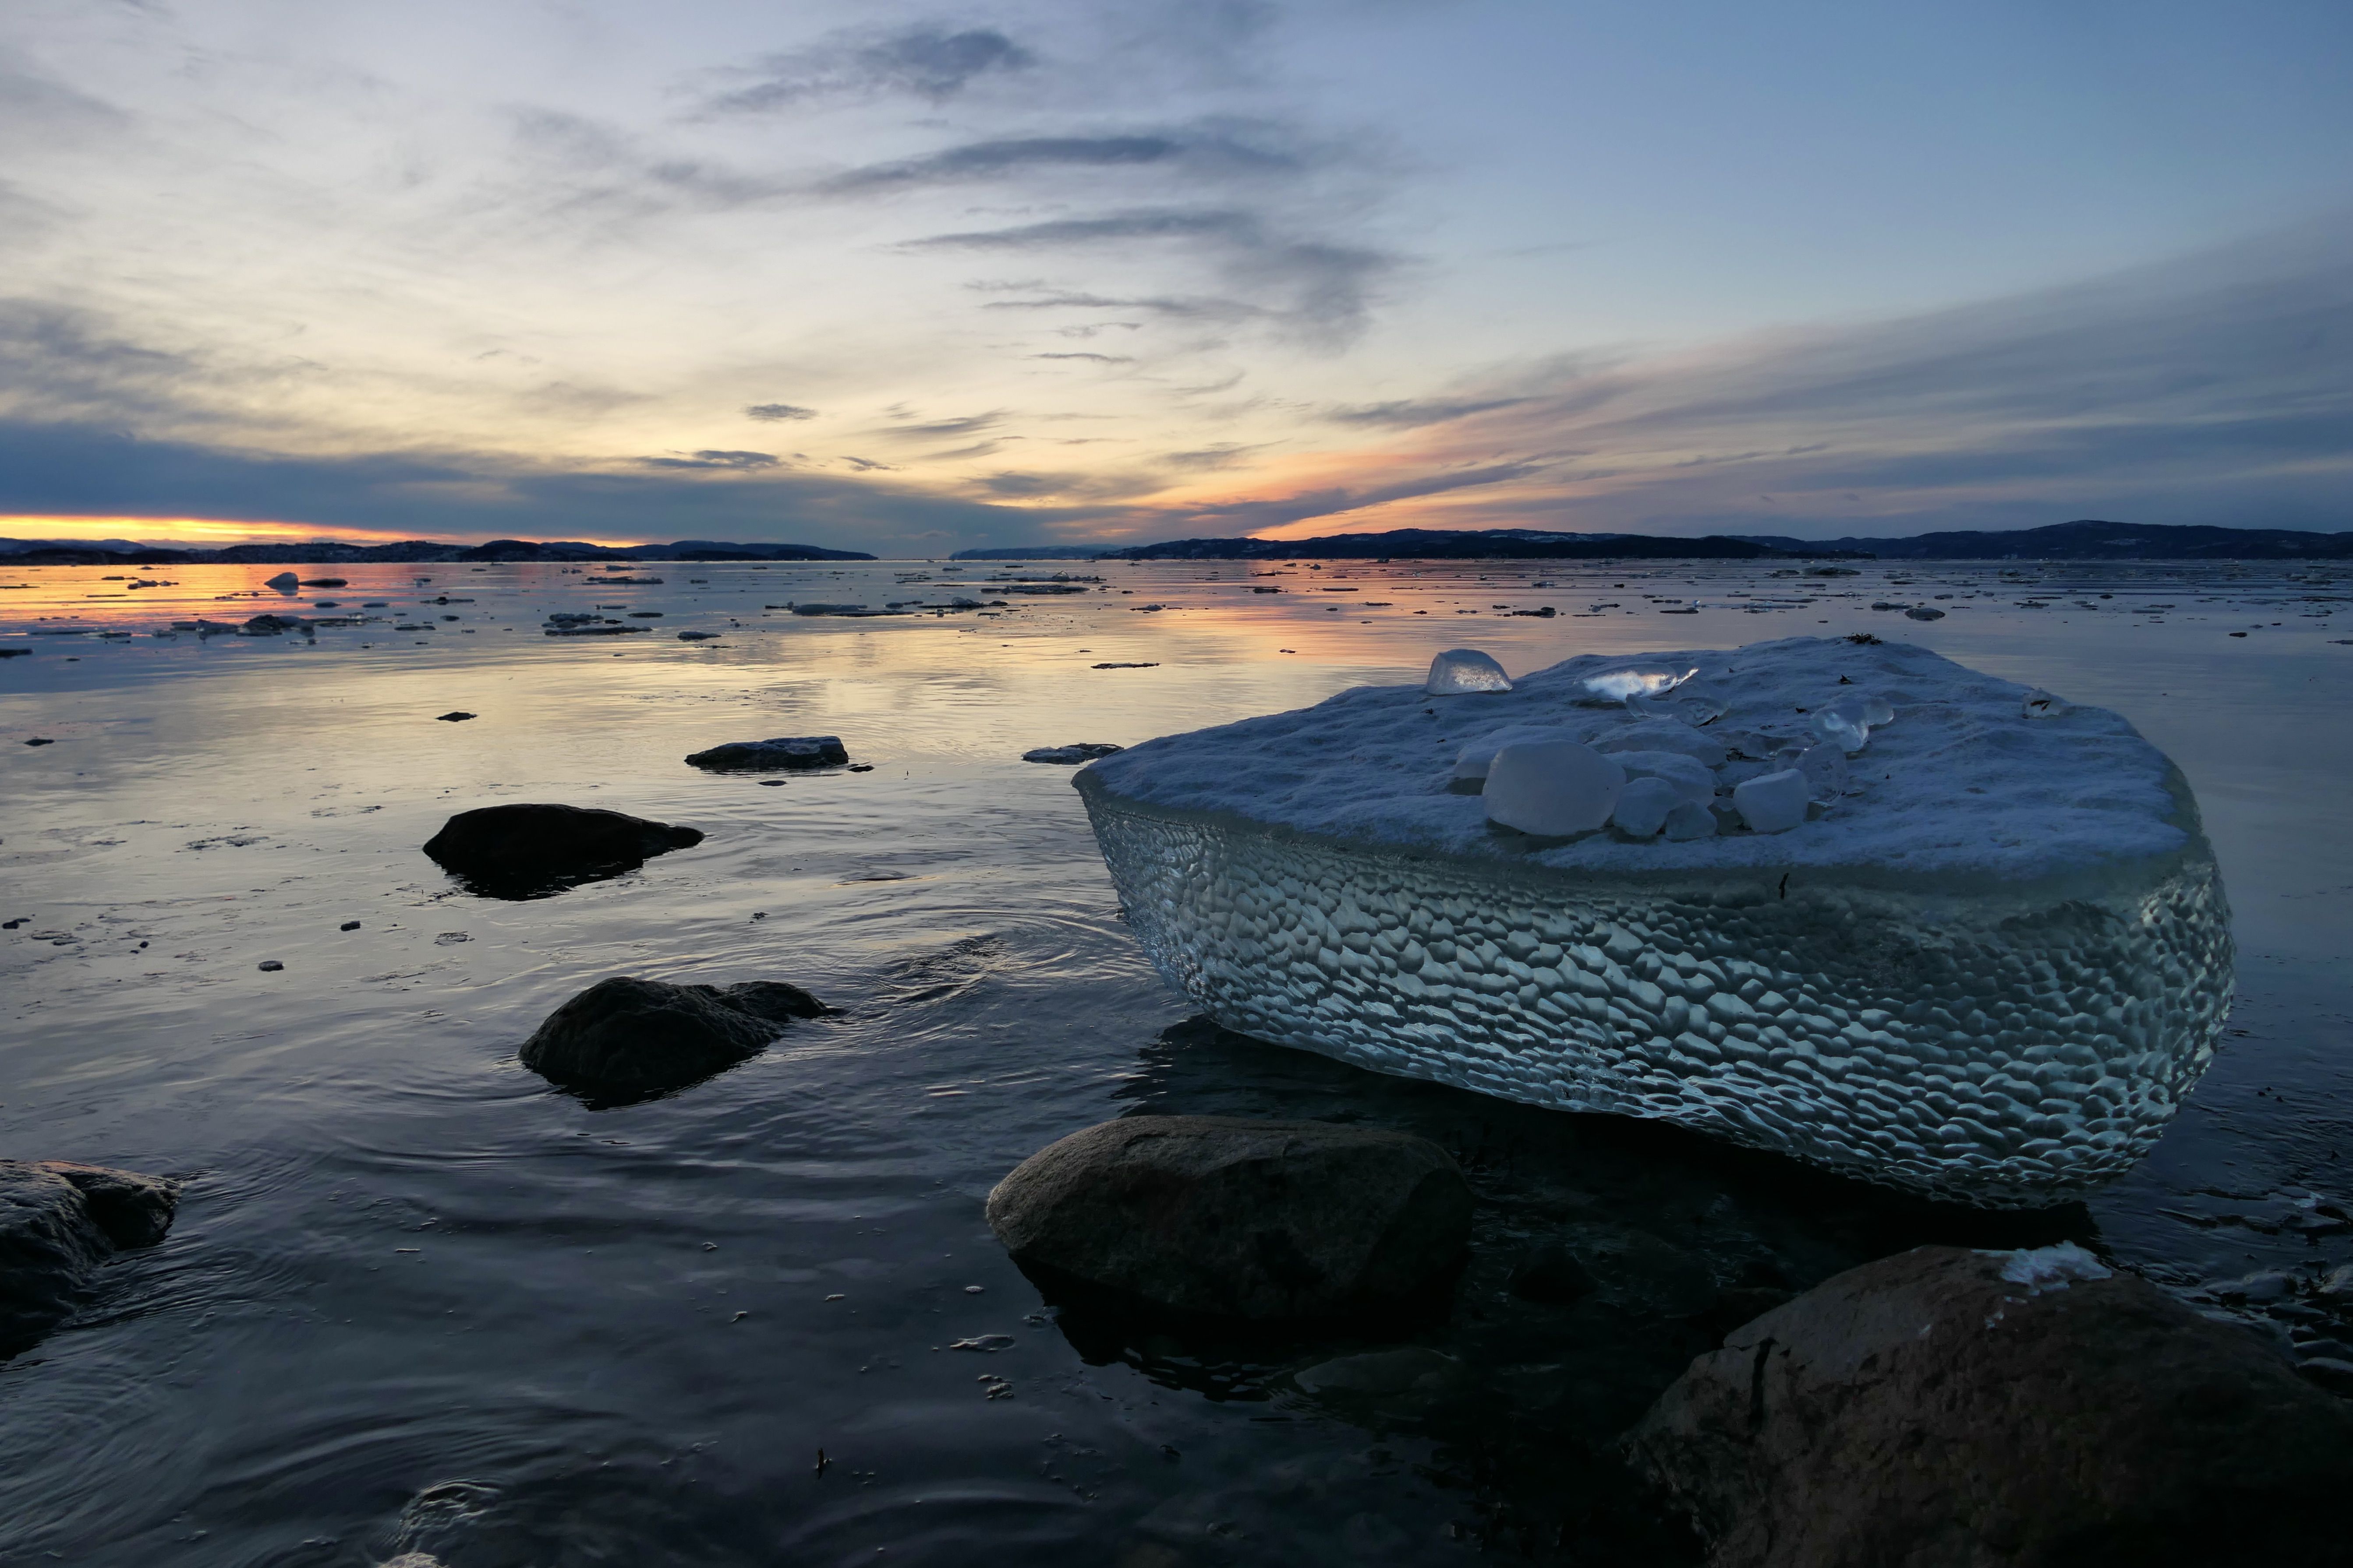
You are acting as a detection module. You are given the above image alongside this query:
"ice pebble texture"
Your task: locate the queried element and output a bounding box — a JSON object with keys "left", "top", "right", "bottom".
{"left": 1426, "top": 648, "right": 1513, "bottom": 695}
{"left": 1484, "top": 741, "right": 1623, "bottom": 836}
{"left": 1454, "top": 725, "right": 1574, "bottom": 782}
{"left": 1595, "top": 718, "right": 1727, "bottom": 768}
{"left": 1735, "top": 769, "right": 1811, "bottom": 834}
{"left": 1609, "top": 751, "right": 1715, "bottom": 808}
{"left": 1611, "top": 776, "right": 1680, "bottom": 837}
{"left": 1076, "top": 639, "right": 2233, "bottom": 1206}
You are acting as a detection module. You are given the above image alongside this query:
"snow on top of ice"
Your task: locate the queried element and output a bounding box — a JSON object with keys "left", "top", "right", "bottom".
{"left": 1082, "top": 638, "right": 2196, "bottom": 879}
{"left": 1980, "top": 1240, "right": 2114, "bottom": 1294}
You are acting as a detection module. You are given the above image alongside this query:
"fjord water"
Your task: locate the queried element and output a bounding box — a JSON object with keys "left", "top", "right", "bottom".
{"left": 2, "top": 558, "right": 2348, "bottom": 1565}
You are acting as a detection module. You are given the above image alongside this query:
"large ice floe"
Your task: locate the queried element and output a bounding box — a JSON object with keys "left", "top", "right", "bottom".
{"left": 1074, "top": 638, "right": 2232, "bottom": 1206}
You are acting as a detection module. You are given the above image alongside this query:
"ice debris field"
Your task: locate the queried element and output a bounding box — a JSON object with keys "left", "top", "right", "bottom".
{"left": 1077, "top": 638, "right": 2233, "bottom": 1206}
{"left": 1085, "top": 636, "right": 2194, "bottom": 883}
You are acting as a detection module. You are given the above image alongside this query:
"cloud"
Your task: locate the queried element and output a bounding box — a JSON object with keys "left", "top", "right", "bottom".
{"left": 638, "top": 449, "right": 782, "bottom": 470}
{"left": 818, "top": 124, "right": 1301, "bottom": 195}
{"left": 916, "top": 210, "right": 1394, "bottom": 344}
{"left": 1176, "top": 461, "right": 1550, "bottom": 533}
{"left": 1324, "top": 396, "right": 1536, "bottom": 428}
{"left": 1261, "top": 216, "right": 2353, "bottom": 538}
{"left": 839, "top": 456, "right": 895, "bottom": 471}
{"left": 1028, "top": 351, "right": 1133, "bottom": 363}
{"left": 746, "top": 402, "right": 818, "bottom": 421}
{"left": 701, "top": 25, "right": 1034, "bottom": 115}
{"left": 883, "top": 410, "right": 1006, "bottom": 440}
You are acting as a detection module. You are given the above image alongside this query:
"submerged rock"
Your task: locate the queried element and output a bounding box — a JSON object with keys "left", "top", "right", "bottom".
{"left": 520, "top": 975, "right": 828, "bottom": 1096}
{"left": 1, "top": 1160, "right": 179, "bottom": 1352}
{"left": 1022, "top": 743, "right": 1125, "bottom": 764}
{"left": 1623, "top": 1243, "right": 2353, "bottom": 1567}
{"left": 985, "top": 1115, "right": 1472, "bottom": 1321}
{"left": 424, "top": 803, "right": 703, "bottom": 895}
{"left": 684, "top": 736, "right": 848, "bottom": 770}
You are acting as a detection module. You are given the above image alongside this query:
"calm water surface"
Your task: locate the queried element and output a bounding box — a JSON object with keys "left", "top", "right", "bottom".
{"left": 2, "top": 557, "right": 2349, "bottom": 1565}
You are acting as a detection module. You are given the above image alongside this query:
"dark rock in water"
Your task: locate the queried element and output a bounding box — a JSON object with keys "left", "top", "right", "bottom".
{"left": 520, "top": 975, "right": 827, "bottom": 1096}
{"left": 0, "top": 649, "right": 30, "bottom": 659}
{"left": 1509, "top": 1243, "right": 1597, "bottom": 1305}
{"left": 684, "top": 736, "right": 847, "bottom": 770}
{"left": 23, "top": 736, "right": 53, "bottom": 745}
{"left": 1903, "top": 606, "right": 1946, "bottom": 622}
{"left": 984, "top": 1115, "right": 1472, "bottom": 1321}
{"left": 298, "top": 577, "right": 348, "bottom": 587}
{"left": 1, "top": 1159, "right": 178, "bottom": 1351}
{"left": 1622, "top": 1243, "right": 2353, "bottom": 1568}
{"left": 35, "top": 1162, "right": 178, "bottom": 1249}
{"left": 1294, "top": 1346, "right": 1469, "bottom": 1402}
{"left": 264, "top": 572, "right": 300, "bottom": 590}
{"left": 242, "top": 613, "right": 308, "bottom": 635}
{"left": 435, "top": 711, "right": 475, "bottom": 722}
{"left": 1090, "top": 661, "right": 1158, "bottom": 670}
{"left": 424, "top": 803, "right": 703, "bottom": 897}
{"left": 676, "top": 631, "right": 719, "bottom": 641}
{"left": 257, "top": 959, "right": 283, "bottom": 971}
{"left": 1021, "top": 743, "right": 1124, "bottom": 764}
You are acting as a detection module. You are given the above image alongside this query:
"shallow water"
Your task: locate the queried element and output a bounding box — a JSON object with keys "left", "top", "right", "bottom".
{"left": 2, "top": 555, "right": 2349, "bottom": 1565}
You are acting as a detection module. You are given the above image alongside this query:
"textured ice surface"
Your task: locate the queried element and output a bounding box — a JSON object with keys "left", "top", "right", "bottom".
{"left": 1076, "top": 638, "right": 2233, "bottom": 1206}
{"left": 1426, "top": 648, "right": 1513, "bottom": 695}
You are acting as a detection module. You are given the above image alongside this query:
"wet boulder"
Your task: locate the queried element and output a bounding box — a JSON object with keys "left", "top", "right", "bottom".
{"left": 264, "top": 571, "right": 300, "bottom": 590}
{"left": 1623, "top": 1243, "right": 2353, "bottom": 1568}
{"left": 424, "top": 803, "right": 703, "bottom": 896}
{"left": 1, "top": 1160, "right": 179, "bottom": 1352}
{"left": 684, "top": 736, "right": 848, "bottom": 770}
{"left": 520, "top": 975, "right": 827, "bottom": 1098}
{"left": 985, "top": 1116, "right": 1472, "bottom": 1321}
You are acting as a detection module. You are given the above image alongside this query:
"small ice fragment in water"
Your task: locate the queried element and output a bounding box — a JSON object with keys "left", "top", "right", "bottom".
{"left": 1662, "top": 798, "right": 1717, "bottom": 840}
{"left": 1425, "top": 648, "right": 1512, "bottom": 695}
{"left": 1453, "top": 725, "right": 1575, "bottom": 782}
{"left": 1733, "top": 769, "right": 1809, "bottom": 833}
{"left": 1605, "top": 750, "right": 1715, "bottom": 807}
{"left": 1581, "top": 666, "right": 1698, "bottom": 704}
{"left": 1484, "top": 740, "right": 1624, "bottom": 835}
{"left": 2021, "top": 688, "right": 2072, "bottom": 720}
{"left": 1610, "top": 775, "right": 1679, "bottom": 837}
{"left": 1978, "top": 1240, "right": 2110, "bottom": 1294}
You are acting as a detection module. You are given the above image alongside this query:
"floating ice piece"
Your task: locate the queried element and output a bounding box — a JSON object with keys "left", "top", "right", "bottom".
{"left": 1582, "top": 666, "right": 1698, "bottom": 703}
{"left": 1610, "top": 776, "right": 1680, "bottom": 837}
{"left": 1606, "top": 750, "right": 1715, "bottom": 808}
{"left": 1074, "top": 637, "right": 2233, "bottom": 1206}
{"left": 1454, "top": 725, "right": 1577, "bottom": 782}
{"left": 1661, "top": 798, "right": 1717, "bottom": 840}
{"left": 1593, "top": 718, "right": 1727, "bottom": 769}
{"left": 1733, "top": 768, "right": 1810, "bottom": 833}
{"left": 1484, "top": 740, "right": 1623, "bottom": 836}
{"left": 1426, "top": 648, "right": 1513, "bottom": 695}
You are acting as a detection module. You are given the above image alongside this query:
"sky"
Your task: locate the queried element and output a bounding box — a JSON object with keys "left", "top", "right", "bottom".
{"left": 2, "top": 0, "right": 2349, "bottom": 555}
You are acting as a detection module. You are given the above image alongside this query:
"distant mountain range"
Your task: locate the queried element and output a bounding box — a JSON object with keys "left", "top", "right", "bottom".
{"left": 5, "top": 519, "right": 2347, "bottom": 568}
{"left": 0, "top": 537, "right": 873, "bottom": 566}
{"left": 1107, "top": 519, "right": 2353, "bottom": 562}
{"left": 1104, "top": 529, "right": 1829, "bottom": 562}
